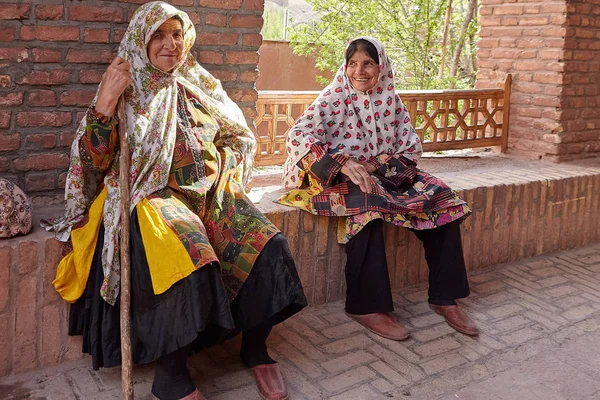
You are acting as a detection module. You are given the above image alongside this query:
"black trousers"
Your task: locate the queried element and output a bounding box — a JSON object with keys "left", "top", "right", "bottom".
{"left": 344, "top": 219, "right": 470, "bottom": 314}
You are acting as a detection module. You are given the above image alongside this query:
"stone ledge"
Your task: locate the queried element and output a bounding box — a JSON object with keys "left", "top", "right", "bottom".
{"left": 1, "top": 157, "right": 599, "bottom": 377}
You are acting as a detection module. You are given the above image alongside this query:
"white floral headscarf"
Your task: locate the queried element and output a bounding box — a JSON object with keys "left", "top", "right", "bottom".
{"left": 44, "top": 1, "right": 256, "bottom": 305}
{"left": 282, "top": 36, "right": 422, "bottom": 188}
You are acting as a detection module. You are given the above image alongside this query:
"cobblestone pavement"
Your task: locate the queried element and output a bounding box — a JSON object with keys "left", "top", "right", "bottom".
{"left": 2, "top": 243, "right": 600, "bottom": 400}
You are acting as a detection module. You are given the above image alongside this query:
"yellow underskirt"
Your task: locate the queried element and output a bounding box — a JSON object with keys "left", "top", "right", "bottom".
{"left": 53, "top": 190, "right": 197, "bottom": 303}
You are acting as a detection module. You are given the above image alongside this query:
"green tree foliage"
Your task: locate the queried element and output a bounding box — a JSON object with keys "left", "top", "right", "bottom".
{"left": 261, "top": 6, "right": 286, "bottom": 41}
{"left": 287, "top": 0, "right": 479, "bottom": 90}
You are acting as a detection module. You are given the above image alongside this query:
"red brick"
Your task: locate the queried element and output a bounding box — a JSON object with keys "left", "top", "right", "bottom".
{"left": 172, "top": 0, "right": 195, "bottom": 5}
{"left": 25, "top": 133, "right": 57, "bottom": 149}
{"left": 227, "top": 50, "right": 259, "bottom": 64}
{"left": 29, "top": 90, "right": 57, "bottom": 107}
{"left": 242, "top": 33, "right": 262, "bottom": 47}
{"left": 58, "top": 172, "right": 67, "bottom": 188}
{"left": 0, "top": 92, "right": 23, "bottom": 106}
{"left": 0, "top": 47, "right": 28, "bottom": 61}
{"left": 32, "top": 48, "right": 62, "bottom": 63}
{"left": 206, "top": 13, "right": 227, "bottom": 26}
{"left": 0, "top": 134, "right": 19, "bottom": 151}
{"left": 227, "top": 88, "right": 257, "bottom": 102}
{"left": 199, "top": 51, "right": 224, "bottom": 64}
{"left": 199, "top": 0, "right": 242, "bottom": 9}
{"left": 211, "top": 70, "right": 237, "bottom": 82}
{"left": 18, "top": 241, "right": 38, "bottom": 274}
{"left": 79, "top": 69, "right": 104, "bottom": 84}
{"left": 76, "top": 111, "right": 86, "bottom": 123}
{"left": 541, "top": 3, "right": 567, "bottom": 13}
{"left": 229, "top": 14, "right": 263, "bottom": 28}
{"left": 244, "top": 0, "right": 264, "bottom": 11}
{"left": 68, "top": 6, "right": 123, "bottom": 22}
{"left": 0, "top": 111, "right": 10, "bottom": 128}
{"left": 0, "top": 246, "right": 10, "bottom": 311}
{"left": 197, "top": 32, "right": 238, "bottom": 46}
{"left": 58, "top": 131, "right": 75, "bottom": 148}
{"left": 60, "top": 90, "right": 95, "bottom": 107}
{"left": 240, "top": 69, "right": 259, "bottom": 82}
{"left": 0, "top": 3, "right": 30, "bottom": 20}
{"left": 187, "top": 12, "right": 201, "bottom": 25}
{"left": 35, "top": 5, "right": 64, "bottom": 20}
{"left": 533, "top": 72, "right": 563, "bottom": 84}
{"left": 40, "top": 304, "right": 62, "bottom": 367}
{"left": 114, "top": 29, "right": 127, "bottom": 43}
{"left": 0, "top": 75, "right": 10, "bottom": 87}
{"left": 0, "top": 156, "right": 10, "bottom": 172}
{"left": 17, "top": 70, "right": 70, "bottom": 85}
{"left": 84, "top": 28, "right": 110, "bottom": 43}
{"left": 14, "top": 153, "right": 70, "bottom": 171}
{"left": 12, "top": 276, "right": 38, "bottom": 374}
{"left": 0, "top": 27, "right": 15, "bottom": 41}
{"left": 17, "top": 112, "right": 71, "bottom": 127}
{"left": 44, "top": 238, "right": 62, "bottom": 304}
{"left": 25, "top": 172, "right": 56, "bottom": 192}
{"left": 21, "top": 25, "right": 79, "bottom": 42}
{"left": 67, "top": 49, "right": 114, "bottom": 64}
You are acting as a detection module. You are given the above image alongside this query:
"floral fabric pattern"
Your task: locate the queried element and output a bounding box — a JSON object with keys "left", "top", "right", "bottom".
{"left": 42, "top": 2, "right": 258, "bottom": 305}
{"left": 282, "top": 36, "right": 422, "bottom": 189}
{"left": 0, "top": 178, "right": 32, "bottom": 238}
{"left": 277, "top": 37, "right": 470, "bottom": 243}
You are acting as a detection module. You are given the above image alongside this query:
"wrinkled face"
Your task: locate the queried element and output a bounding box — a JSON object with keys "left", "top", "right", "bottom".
{"left": 147, "top": 17, "right": 184, "bottom": 73}
{"left": 345, "top": 49, "right": 379, "bottom": 92}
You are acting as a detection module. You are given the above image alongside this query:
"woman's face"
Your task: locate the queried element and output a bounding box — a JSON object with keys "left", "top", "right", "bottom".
{"left": 345, "top": 49, "right": 379, "bottom": 92}
{"left": 147, "top": 17, "right": 184, "bottom": 73}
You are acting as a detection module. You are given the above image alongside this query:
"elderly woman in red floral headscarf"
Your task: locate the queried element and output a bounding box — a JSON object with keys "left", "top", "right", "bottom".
{"left": 278, "top": 36, "right": 478, "bottom": 341}
{"left": 42, "top": 2, "right": 306, "bottom": 399}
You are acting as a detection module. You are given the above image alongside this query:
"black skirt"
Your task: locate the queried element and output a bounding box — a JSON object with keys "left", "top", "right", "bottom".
{"left": 69, "top": 210, "right": 307, "bottom": 370}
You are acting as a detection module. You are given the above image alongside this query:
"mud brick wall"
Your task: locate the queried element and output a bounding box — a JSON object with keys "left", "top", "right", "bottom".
{"left": 0, "top": 0, "right": 263, "bottom": 204}
{"left": 476, "top": 0, "right": 600, "bottom": 161}
{"left": 1, "top": 168, "right": 600, "bottom": 377}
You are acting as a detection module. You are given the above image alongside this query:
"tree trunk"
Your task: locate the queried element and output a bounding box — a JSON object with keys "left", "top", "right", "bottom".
{"left": 437, "top": 0, "right": 453, "bottom": 80}
{"left": 450, "top": 0, "right": 477, "bottom": 85}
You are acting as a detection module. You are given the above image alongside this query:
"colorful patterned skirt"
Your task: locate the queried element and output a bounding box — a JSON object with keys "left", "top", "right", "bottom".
{"left": 66, "top": 195, "right": 307, "bottom": 369}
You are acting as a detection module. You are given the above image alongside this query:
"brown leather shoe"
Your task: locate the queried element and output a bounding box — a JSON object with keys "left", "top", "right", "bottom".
{"left": 430, "top": 304, "right": 479, "bottom": 336}
{"left": 251, "top": 363, "right": 289, "bottom": 400}
{"left": 180, "top": 389, "right": 206, "bottom": 400}
{"left": 154, "top": 388, "right": 206, "bottom": 400}
{"left": 345, "top": 312, "right": 409, "bottom": 341}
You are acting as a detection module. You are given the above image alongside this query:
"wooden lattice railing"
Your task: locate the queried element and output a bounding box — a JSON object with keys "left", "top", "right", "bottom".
{"left": 253, "top": 75, "right": 512, "bottom": 166}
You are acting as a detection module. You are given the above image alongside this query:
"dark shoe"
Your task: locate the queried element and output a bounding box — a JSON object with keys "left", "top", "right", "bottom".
{"left": 251, "top": 363, "right": 289, "bottom": 400}
{"left": 345, "top": 312, "right": 409, "bottom": 341}
{"left": 430, "top": 304, "right": 479, "bottom": 336}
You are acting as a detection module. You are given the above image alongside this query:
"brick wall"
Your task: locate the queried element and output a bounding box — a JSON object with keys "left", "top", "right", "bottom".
{"left": 0, "top": 0, "right": 263, "bottom": 204}
{"left": 476, "top": 0, "right": 600, "bottom": 161}
{"left": 1, "top": 165, "right": 599, "bottom": 376}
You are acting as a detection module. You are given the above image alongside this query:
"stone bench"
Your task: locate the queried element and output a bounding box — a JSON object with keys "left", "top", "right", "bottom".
{"left": 1, "top": 156, "right": 600, "bottom": 377}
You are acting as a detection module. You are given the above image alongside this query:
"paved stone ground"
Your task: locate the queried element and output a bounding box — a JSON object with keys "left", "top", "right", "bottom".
{"left": 2, "top": 243, "right": 600, "bottom": 400}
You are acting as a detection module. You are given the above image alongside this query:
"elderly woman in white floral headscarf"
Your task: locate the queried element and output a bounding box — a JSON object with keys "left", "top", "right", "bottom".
{"left": 42, "top": 2, "right": 306, "bottom": 399}
{"left": 278, "top": 37, "right": 478, "bottom": 342}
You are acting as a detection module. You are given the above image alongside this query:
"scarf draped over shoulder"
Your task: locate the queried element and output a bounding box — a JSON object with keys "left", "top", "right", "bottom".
{"left": 42, "top": 1, "right": 256, "bottom": 305}
{"left": 282, "top": 36, "right": 422, "bottom": 189}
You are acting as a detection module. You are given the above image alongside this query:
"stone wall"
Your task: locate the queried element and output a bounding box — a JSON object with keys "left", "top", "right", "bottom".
{"left": 476, "top": 0, "right": 600, "bottom": 161}
{"left": 0, "top": 0, "right": 263, "bottom": 204}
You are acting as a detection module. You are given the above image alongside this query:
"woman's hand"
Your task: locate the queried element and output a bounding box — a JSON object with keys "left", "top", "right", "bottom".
{"left": 94, "top": 57, "right": 132, "bottom": 117}
{"left": 341, "top": 158, "right": 374, "bottom": 193}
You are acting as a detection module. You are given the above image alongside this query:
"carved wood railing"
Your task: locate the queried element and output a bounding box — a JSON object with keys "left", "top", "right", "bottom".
{"left": 253, "top": 75, "right": 512, "bottom": 166}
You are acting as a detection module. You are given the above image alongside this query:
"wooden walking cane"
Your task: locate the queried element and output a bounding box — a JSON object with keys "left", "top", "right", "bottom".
{"left": 117, "top": 94, "right": 134, "bottom": 399}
